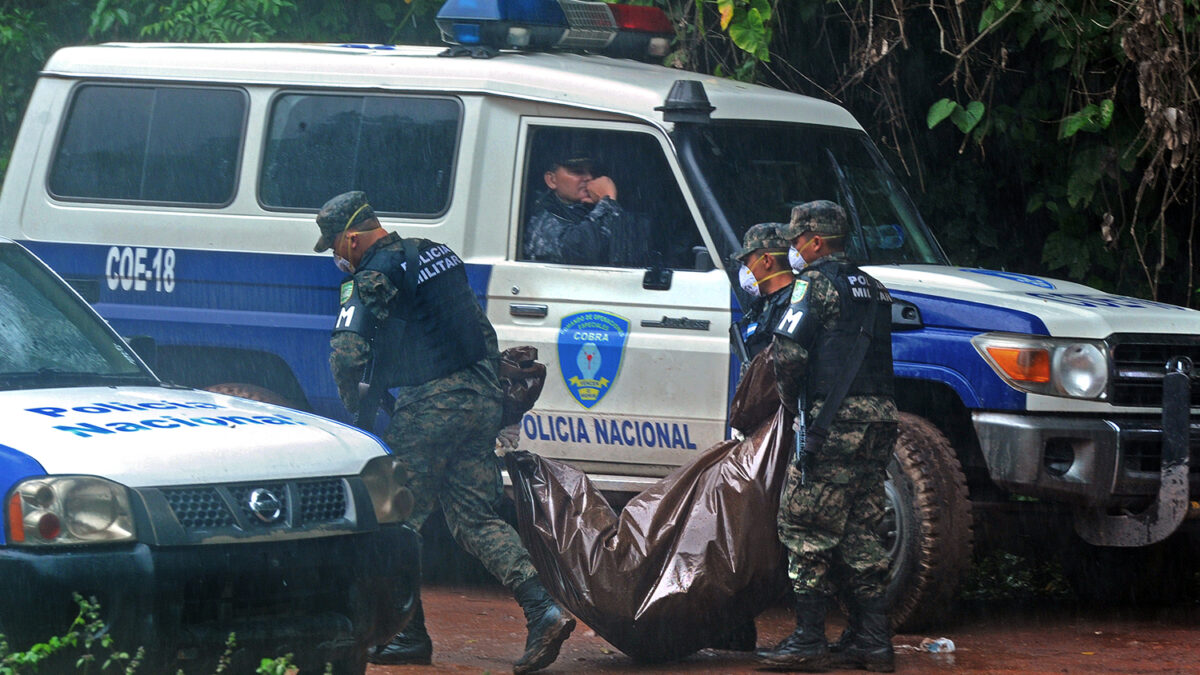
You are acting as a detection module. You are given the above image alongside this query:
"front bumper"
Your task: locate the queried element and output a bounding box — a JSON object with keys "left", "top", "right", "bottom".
{"left": 973, "top": 412, "right": 1200, "bottom": 507}
{"left": 0, "top": 524, "right": 419, "bottom": 670}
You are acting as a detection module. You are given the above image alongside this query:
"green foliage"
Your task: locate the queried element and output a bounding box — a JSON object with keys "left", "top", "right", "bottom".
{"left": 0, "top": 594, "right": 142, "bottom": 674}
{"left": 255, "top": 653, "right": 296, "bottom": 675}
{"left": 0, "top": 598, "right": 325, "bottom": 674}
{"left": 927, "top": 99, "right": 986, "bottom": 134}
{"left": 960, "top": 550, "right": 1071, "bottom": 601}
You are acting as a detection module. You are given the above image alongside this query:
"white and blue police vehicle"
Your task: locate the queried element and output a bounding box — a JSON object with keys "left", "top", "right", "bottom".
{"left": 0, "top": 238, "right": 417, "bottom": 673}
{"left": 1, "top": 0, "right": 1197, "bottom": 629}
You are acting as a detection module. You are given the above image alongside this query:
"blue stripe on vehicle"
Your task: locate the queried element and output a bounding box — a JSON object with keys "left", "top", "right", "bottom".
{"left": 724, "top": 287, "right": 1028, "bottom": 415}
{"left": 0, "top": 444, "right": 47, "bottom": 546}
{"left": 19, "top": 241, "right": 495, "bottom": 423}
{"left": 890, "top": 289, "right": 1049, "bottom": 335}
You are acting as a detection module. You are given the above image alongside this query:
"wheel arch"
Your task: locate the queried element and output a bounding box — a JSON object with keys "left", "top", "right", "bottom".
{"left": 152, "top": 345, "right": 312, "bottom": 411}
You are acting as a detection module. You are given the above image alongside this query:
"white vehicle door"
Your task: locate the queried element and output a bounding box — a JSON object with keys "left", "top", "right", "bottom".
{"left": 489, "top": 119, "right": 733, "bottom": 484}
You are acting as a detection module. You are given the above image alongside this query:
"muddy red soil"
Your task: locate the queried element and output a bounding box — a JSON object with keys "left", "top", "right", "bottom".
{"left": 367, "top": 583, "right": 1200, "bottom": 674}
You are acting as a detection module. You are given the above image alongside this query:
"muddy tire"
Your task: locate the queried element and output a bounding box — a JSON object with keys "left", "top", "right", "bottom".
{"left": 882, "top": 412, "right": 973, "bottom": 631}
{"left": 203, "top": 382, "right": 299, "bottom": 409}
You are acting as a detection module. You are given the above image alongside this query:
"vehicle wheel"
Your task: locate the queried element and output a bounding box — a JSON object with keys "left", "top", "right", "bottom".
{"left": 203, "top": 382, "right": 299, "bottom": 409}
{"left": 881, "top": 413, "right": 974, "bottom": 631}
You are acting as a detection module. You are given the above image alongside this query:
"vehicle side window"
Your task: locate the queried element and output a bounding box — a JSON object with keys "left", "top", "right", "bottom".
{"left": 519, "top": 126, "right": 701, "bottom": 269}
{"left": 49, "top": 85, "right": 245, "bottom": 206}
{"left": 260, "top": 93, "right": 461, "bottom": 216}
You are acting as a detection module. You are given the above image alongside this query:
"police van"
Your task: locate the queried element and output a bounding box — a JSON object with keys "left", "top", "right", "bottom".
{"left": 2, "top": 0, "right": 1198, "bottom": 628}
{"left": 0, "top": 239, "right": 417, "bottom": 673}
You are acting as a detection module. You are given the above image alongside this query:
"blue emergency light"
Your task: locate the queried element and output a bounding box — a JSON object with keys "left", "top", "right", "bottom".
{"left": 436, "top": 0, "right": 673, "bottom": 60}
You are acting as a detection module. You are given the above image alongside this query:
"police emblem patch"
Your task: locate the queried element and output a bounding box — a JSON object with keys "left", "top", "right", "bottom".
{"left": 557, "top": 311, "right": 629, "bottom": 409}
{"left": 339, "top": 280, "right": 354, "bottom": 305}
{"left": 790, "top": 279, "right": 809, "bottom": 304}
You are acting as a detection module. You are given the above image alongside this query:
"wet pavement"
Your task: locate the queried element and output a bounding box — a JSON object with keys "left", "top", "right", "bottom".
{"left": 367, "top": 583, "right": 1200, "bottom": 674}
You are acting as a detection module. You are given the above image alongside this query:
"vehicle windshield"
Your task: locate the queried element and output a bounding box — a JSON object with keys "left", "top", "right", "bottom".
{"left": 0, "top": 243, "right": 153, "bottom": 390}
{"left": 678, "top": 122, "right": 948, "bottom": 267}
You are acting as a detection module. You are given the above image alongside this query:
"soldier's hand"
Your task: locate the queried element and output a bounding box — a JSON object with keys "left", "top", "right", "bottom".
{"left": 585, "top": 176, "right": 617, "bottom": 203}
{"left": 495, "top": 423, "right": 522, "bottom": 454}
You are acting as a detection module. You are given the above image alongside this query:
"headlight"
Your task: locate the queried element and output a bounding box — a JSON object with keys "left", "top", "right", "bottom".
{"left": 972, "top": 333, "right": 1109, "bottom": 400}
{"left": 361, "top": 455, "right": 414, "bottom": 525}
{"left": 6, "top": 476, "right": 136, "bottom": 546}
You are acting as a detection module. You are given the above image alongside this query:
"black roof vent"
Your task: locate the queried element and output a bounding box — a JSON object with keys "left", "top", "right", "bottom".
{"left": 656, "top": 80, "right": 714, "bottom": 124}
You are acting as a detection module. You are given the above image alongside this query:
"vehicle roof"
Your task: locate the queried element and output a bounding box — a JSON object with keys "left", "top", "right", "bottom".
{"left": 42, "top": 43, "right": 861, "bottom": 129}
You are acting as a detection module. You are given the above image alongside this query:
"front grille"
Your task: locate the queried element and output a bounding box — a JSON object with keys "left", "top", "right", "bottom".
{"left": 160, "top": 478, "right": 350, "bottom": 535}
{"left": 163, "top": 487, "right": 237, "bottom": 529}
{"left": 1109, "top": 334, "right": 1200, "bottom": 407}
{"left": 296, "top": 479, "right": 347, "bottom": 524}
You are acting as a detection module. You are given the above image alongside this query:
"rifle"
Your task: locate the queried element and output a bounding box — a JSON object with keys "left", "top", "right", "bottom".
{"left": 794, "top": 386, "right": 808, "bottom": 485}
{"left": 353, "top": 381, "right": 396, "bottom": 432}
{"left": 729, "top": 322, "right": 751, "bottom": 376}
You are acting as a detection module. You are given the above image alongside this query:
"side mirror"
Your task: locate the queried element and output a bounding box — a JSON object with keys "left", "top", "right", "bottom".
{"left": 692, "top": 246, "right": 714, "bottom": 272}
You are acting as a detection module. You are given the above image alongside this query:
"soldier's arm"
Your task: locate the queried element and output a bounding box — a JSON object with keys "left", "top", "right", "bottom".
{"left": 772, "top": 272, "right": 838, "bottom": 409}
{"left": 559, "top": 199, "right": 619, "bottom": 265}
{"left": 330, "top": 331, "right": 370, "bottom": 414}
{"left": 328, "top": 270, "right": 399, "bottom": 414}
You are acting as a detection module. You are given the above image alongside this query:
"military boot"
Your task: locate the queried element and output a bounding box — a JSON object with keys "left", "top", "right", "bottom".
{"left": 512, "top": 576, "right": 576, "bottom": 674}
{"left": 828, "top": 596, "right": 894, "bottom": 672}
{"left": 827, "top": 597, "right": 860, "bottom": 655}
{"left": 755, "top": 594, "right": 830, "bottom": 672}
{"left": 366, "top": 596, "right": 433, "bottom": 665}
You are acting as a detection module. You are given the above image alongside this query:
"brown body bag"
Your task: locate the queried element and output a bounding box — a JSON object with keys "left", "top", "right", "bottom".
{"left": 503, "top": 351, "right": 790, "bottom": 662}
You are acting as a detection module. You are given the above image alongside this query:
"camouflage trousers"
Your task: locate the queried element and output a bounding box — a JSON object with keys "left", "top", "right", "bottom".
{"left": 383, "top": 388, "right": 537, "bottom": 591}
{"left": 778, "top": 420, "right": 898, "bottom": 600}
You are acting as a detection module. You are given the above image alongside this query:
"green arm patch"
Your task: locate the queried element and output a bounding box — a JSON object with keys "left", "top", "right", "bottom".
{"left": 790, "top": 279, "right": 809, "bottom": 304}
{"left": 340, "top": 280, "right": 354, "bottom": 305}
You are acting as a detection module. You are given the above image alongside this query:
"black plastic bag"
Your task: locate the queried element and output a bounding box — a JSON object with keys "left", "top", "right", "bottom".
{"left": 504, "top": 352, "right": 790, "bottom": 662}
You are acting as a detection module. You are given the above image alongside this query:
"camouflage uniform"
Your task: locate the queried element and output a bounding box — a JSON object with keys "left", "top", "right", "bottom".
{"left": 320, "top": 194, "right": 537, "bottom": 592}
{"left": 523, "top": 189, "right": 623, "bottom": 265}
{"left": 773, "top": 205, "right": 899, "bottom": 603}
{"left": 732, "top": 223, "right": 794, "bottom": 359}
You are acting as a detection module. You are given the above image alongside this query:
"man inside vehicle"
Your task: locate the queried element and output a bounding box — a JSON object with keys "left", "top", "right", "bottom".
{"left": 523, "top": 153, "right": 627, "bottom": 266}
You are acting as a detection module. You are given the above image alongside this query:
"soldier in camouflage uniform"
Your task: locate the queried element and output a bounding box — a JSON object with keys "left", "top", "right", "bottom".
{"left": 315, "top": 191, "right": 574, "bottom": 674}
{"left": 732, "top": 223, "right": 796, "bottom": 359}
{"left": 523, "top": 153, "right": 626, "bottom": 265}
{"left": 755, "top": 200, "right": 899, "bottom": 673}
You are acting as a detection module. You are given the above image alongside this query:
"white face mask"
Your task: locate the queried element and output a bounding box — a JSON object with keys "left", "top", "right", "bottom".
{"left": 333, "top": 253, "right": 354, "bottom": 275}
{"left": 738, "top": 264, "right": 760, "bottom": 297}
{"left": 788, "top": 247, "right": 806, "bottom": 272}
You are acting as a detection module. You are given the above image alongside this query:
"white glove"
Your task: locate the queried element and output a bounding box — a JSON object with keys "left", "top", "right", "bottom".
{"left": 495, "top": 423, "right": 521, "bottom": 454}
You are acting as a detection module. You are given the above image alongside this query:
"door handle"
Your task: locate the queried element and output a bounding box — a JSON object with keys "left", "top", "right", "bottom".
{"left": 509, "top": 303, "right": 548, "bottom": 318}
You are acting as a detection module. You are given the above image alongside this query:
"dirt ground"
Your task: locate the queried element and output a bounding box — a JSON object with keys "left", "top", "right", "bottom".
{"left": 366, "top": 583, "right": 1200, "bottom": 675}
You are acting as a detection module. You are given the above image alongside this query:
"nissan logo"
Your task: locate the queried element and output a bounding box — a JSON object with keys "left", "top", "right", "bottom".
{"left": 248, "top": 488, "right": 283, "bottom": 524}
{"left": 1167, "top": 356, "right": 1195, "bottom": 377}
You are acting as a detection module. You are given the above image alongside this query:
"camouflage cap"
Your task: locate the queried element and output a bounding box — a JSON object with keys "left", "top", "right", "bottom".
{"left": 314, "top": 191, "right": 376, "bottom": 253}
{"left": 782, "top": 200, "right": 848, "bottom": 239}
{"left": 732, "top": 222, "right": 790, "bottom": 261}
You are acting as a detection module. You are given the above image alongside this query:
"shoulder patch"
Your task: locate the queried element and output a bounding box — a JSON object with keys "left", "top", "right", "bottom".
{"left": 340, "top": 280, "right": 354, "bottom": 305}
{"left": 790, "top": 279, "right": 809, "bottom": 304}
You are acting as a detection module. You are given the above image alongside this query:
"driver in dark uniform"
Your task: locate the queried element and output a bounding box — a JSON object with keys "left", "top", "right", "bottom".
{"left": 315, "top": 191, "right": 574, "bottom": 674}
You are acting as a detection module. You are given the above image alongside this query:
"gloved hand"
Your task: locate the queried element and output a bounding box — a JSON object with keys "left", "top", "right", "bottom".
{"left": 495, "top": 423, "right": 521, "bottom": 454}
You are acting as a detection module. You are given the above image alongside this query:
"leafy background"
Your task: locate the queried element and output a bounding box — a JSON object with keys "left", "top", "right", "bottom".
{"left": 1, "top": 0, "right": 1195, "bottom": 306}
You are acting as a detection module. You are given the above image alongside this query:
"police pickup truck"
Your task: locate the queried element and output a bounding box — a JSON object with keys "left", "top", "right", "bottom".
{"left": 0, "top": 240, "right": 417, "bottom": 673}
{"left": 1, "top": 0, "right": 1197, "bottom": 630}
